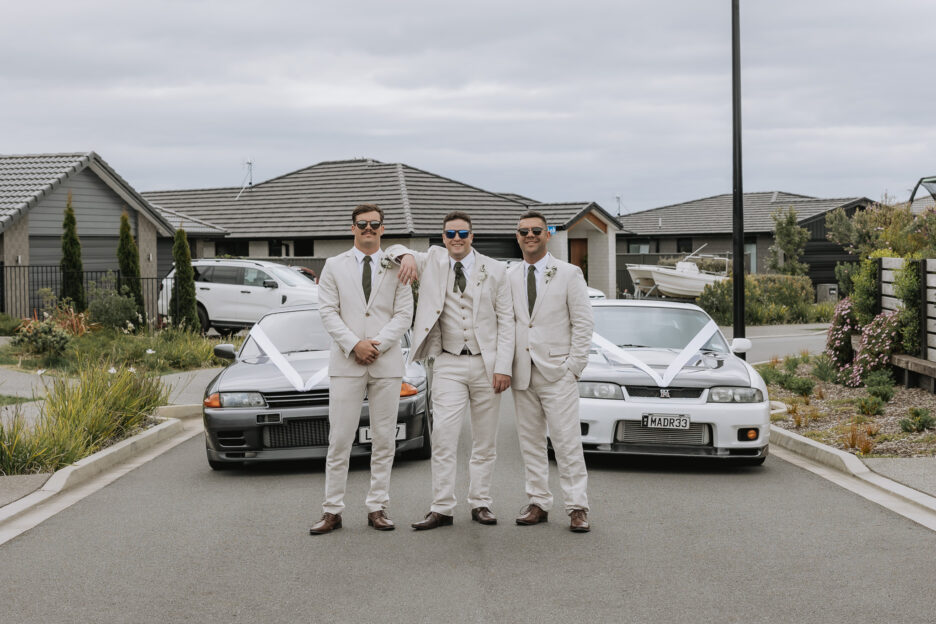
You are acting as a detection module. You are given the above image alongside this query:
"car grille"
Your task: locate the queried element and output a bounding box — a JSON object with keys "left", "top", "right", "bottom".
{"left": 625, "top": 386, "right": 704, "bottom": 399}
{"left": 264, "top": 418, "right": 331, "bottom": 448}
{"left": 615, "top": 421, "right": 710, "bottom": 446}
{"left": 262, "top": 389, "right": 329, "bottom": 408}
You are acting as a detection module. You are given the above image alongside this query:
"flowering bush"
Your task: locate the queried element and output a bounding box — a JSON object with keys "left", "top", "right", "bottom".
{"left": 825, "top": 297, "right": 859, "bottom": 376}
{"left": 848, "top": 310, "right": 900, "bottom": 387}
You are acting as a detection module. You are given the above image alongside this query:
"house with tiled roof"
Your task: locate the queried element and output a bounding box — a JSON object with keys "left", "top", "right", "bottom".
{"left": 0, "top": 152, "right": 174, "bottom": 316}
{"left": 144, "top": 158, "right": 624, "bottom": 297}
{"left": 616, "top": 191, "right": 872, "bottom": 288}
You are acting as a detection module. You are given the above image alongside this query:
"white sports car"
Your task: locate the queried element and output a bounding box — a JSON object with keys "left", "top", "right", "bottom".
{"left": 578, "top": 300, "right": 770, "bottom": 465}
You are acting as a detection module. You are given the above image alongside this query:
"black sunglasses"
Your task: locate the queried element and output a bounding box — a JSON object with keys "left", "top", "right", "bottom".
{"left": 517, "top": 227, "right": 545, "bottom": 237}
{"left": 355, "top": 220, "right": 383, "bottom": 230}
{"left": 444, "top": 229, "right": 471, "bottom": 239}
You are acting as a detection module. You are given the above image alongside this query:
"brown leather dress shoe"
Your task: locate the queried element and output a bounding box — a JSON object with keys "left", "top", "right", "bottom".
{"left": 411, "top": 511, "right": 454, "bottom": 530}
{"left": 309, "top": 512, "right": 342, "bottom": 535}
{"left": 367, "top": 510, "right": 395, "bottom": 531}
{"left": 569, "top": 509, "right": 590, "bottom": 533}
{"left": 515, "top": 504, "right": 548, "bottom": 525}
{"left": 470, "top": 507, "right": 497, "bottom": 525}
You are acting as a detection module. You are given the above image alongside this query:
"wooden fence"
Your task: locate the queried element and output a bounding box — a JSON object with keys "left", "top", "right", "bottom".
{"left": 880, "top": 257, "right": 935, "bottom": 363}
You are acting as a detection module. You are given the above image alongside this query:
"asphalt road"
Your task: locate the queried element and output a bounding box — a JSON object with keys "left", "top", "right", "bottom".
{"left": 2, "top": 391, "right": 935, "bottom": 623}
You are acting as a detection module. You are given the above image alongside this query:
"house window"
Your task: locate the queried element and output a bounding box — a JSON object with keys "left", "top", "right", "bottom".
{"left": 745, "top": 242, "right": 757, "bottom": 273}
{"left": 628, "top": 240, "right": 650, "bottom": 254}
{"left": 676, "top": 238, "right": 693, "bottom": 254}
{"left": 268, "top": 240, "right": 291, "bottom": 257}
{"left": 214, "top": 240, "right": 249, "bottom": 257}
{"left": 294, "top": 239, "right": 314, "bottom": 256}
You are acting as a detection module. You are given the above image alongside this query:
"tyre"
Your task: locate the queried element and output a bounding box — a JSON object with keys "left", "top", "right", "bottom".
{"left": 409, "top": 398, "right": 433, "bottom": 460}
{"left": 197, "top": 304, "right": 210, "bottom": 334}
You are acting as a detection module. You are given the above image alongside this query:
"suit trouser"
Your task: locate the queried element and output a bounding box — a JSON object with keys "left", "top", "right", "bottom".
{"left": 512, "top": 364, "right": 589, "bottom": 513}
{"left": 322, "top": 374, "right": 401, "bottom": 515}
{"left": 429, "top": 352, "right": 501, "bottom": 515}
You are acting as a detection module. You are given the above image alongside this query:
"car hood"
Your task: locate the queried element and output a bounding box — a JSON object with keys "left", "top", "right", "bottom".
{"left": 211, "top": 351, "right": 424, "bottom": 394}
{"left": 582, "top": 348, "right": 752, "bottom": 388}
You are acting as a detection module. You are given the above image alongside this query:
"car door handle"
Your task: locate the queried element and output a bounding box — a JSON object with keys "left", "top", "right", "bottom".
{"left": 240, "top": 290, "right": 251, "bottom": 294}
{"left": 199, "top": 287, "right": 210, "bottom": 291}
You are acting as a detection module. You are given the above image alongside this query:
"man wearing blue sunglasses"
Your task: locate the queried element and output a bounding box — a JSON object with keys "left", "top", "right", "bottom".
{"left": 386, "top": 211, "right": 514, "bottom": 530}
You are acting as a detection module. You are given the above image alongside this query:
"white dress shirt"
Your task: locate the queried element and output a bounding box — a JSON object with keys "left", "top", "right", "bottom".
{"left": 524, "top": 252, "right": 551, "bottom": 311}
{"left": 449, "top": 250, "right": 476, "bottom": 282}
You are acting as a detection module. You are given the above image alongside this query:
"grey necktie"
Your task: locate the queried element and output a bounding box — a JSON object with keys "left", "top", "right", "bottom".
{"left": 362, "top": 255, "right": 372, "bottom": 303}
{"left": 527, "top": 265, "right": 536, "bottom": 316}
{"left": 454, "top": 261, "right": 466, "bottom": 293}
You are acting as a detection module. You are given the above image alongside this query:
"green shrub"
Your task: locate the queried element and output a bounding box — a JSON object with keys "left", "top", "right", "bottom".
{"left": 807, "top": 301, "right": 836, "bottom": 323}
{"left": 755, "top": 364, "right": 789, "bottom": 387}
{"left": 900, "top": 407, "right": 935, "bottom": 433}
{"left": 849, "top": 310, "right": 900, "bottom": 387}
{"left": 851, "top": 249, "right": 894, "bottom": 327}
{"left": 169, "top": 229, "right": 199, "bottom": 330}
{"left": 834, "top": 261, "right": 858, "bottom": 297}
{"left": 117, "top": 211, "right": 145, "bottom": 320}
{"left": 782, "top": 375, "right": 815, "bottom": 398}
{"left": 0, "top": 412, "right": 50, "bottom": 475}
{"left": 856, "top": 395, "right": 885, "bottom": 416}
{"left": 783, "top": 356, "right": 801, "bottom": 374}
{"left": 810, "top": 354, "right": 836, "bottom": 382}
{"left": 894, "top": 256, "right": 923, "bottom": 355}
{"left": 699, "top": 273, "right": 817, "bottom": 326}
{"left": 0, "top": 313, "right": 23, "bottom": 336}
{"left": 863, "top": 368, "right": 894, "bottom": 388}
{"left": 12, "top": 319, "right": 71, "bottom": 359}
{"left": 87, "top": 276, "right": 140, "bottom": 330}
{"left": 60, "top": 191, "right": 86, "bottom": 310}
{"left": 866, "top": 384, "right": 894, "bottom": 403}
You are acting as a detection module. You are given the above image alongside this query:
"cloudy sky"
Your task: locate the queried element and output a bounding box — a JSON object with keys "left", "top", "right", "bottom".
{"left": 4, "top": 1, "right": 934, "bottom": 213}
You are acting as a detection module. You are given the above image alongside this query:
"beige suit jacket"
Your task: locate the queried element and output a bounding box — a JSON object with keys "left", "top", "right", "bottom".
{"left": 385, "top": 244, "right": 514, "bottom": 380}
{"left": 317, "top": 248, "right": 414, "bottom": 378}
{"left": 509, "top": 258, "right": 594, "bottom": 390}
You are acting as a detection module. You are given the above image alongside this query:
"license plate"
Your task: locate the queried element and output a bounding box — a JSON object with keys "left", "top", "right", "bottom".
{"left": 358, "top": 424, "right": 406, "bottom": 443}
{"left": 642, "top": 414, "right": 690, "bottom": 430}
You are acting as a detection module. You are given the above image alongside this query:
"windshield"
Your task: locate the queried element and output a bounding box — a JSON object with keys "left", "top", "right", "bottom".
{"left": 240, "top": 309, "right": 332, "bottom": 357}
{"left": 267, "top": 266, "right": 302, "bottom": 287}
{"left": 592, "top": 305, "right": 729, "bottom": 352}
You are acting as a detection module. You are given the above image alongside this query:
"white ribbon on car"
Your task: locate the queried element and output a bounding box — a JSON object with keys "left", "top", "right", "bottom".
{"left": 591, "top": 320, "right": 719, "bottom": 388}
{"left": 248, "top": 325, "right": 329, "bottom": 392}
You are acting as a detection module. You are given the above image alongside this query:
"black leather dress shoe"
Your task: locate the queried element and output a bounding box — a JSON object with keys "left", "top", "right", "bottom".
{"left": 411, "top": 511, "right": 454, "bottom": 530}
{"left": 471, "top": 507, "right": 497, "bottom": 525}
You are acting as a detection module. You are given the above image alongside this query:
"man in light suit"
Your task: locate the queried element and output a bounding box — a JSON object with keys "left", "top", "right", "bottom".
{"left": 389, "top": 211, "right": 514, "bottom": 529}
{"left": 309, "top": 204, "right": 413, "bottom": 535}
{"left": 509, "top": 210, "right": 593, "bottom": 532}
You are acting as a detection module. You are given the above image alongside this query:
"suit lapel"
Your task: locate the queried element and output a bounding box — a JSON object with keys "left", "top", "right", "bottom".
{"left": 529, "top": 262, "right": 555, "bottom": 321}
{"left": 510, "top": 264, "right": 528, "bottom": 322}
{"left": 345, "top": 250, "right": 368, "bottom": 309}
{"left": 471, "top": 254, "right": 486, "bottom": 322}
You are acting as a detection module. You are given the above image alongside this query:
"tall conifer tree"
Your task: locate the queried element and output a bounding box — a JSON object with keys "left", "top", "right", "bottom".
{"left": 169, "top": 228, "right": 199, "bottom": 330}
{"left": 60, "top": 191, "right": 86, "bottom": 310}
{"left": 117, "top": 211, "right": 145, "bottom": 321}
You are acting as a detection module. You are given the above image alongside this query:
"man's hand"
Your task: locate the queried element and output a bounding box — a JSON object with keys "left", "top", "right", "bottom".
{"left": 493, "top": 373, "right": 511, "bottom": 394}
{"left": 397, "top": 254, "right": 419, "bottom": 285}
{"left": 352, "top": 339, "right": 381, "bottom": 365}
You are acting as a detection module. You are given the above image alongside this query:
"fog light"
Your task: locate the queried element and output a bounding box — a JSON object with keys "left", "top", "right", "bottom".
{"left": 737, "top": 428, "right": 759, "bottom": 441}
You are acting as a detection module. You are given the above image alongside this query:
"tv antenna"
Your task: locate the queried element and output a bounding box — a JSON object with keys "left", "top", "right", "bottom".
{"left": 235, "top": 159, "right": 253, "bottom": 200}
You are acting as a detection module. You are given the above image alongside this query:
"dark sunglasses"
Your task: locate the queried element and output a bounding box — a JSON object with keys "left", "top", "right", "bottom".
{"left": 355, "top": 220, "right": 383, "bottom": 230}
{"left": 444, "top": 229, "right": 471, "bottom": 239}
{"left": 517, "top": 227, "right": 545, "bottom": 237}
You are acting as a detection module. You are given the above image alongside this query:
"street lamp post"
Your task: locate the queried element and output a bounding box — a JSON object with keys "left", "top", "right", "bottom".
{"left": 732, "top": 0, "right": 745, "bottom": 355}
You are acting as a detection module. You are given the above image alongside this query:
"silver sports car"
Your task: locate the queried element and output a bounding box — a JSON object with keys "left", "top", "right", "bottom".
{"left": 578, "top": 300, "right": 770, "bottom": 464}
{"left": 203, "top": 305, "right": 431, "bottom": 469}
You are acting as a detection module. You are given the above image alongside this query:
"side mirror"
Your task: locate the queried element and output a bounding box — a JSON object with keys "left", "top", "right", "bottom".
{"left": 262, "top": 279, "right": 278, "bottom": 289}
{"left": 730, "top": 338, "right": 752, "bottom": 354}
{"left": 213, "top": 344, "right": 236, "bottom": 360}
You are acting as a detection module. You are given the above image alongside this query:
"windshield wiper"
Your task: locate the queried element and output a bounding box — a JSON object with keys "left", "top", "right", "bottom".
{"left": 617, "top": 343, "right": 649, "bottom": 348}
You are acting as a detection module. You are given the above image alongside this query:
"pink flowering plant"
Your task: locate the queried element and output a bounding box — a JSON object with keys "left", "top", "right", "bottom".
{"left": 824, "top": 297, "right": 859, "bottom": 375}
{"left": 847, "top": 310, "right": 900, "bottom": 387}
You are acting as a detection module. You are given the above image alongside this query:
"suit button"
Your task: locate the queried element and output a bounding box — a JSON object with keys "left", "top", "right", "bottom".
{"left": 366, "top": 312, "right": 370, "bottom": 317}
{"left": 435, "top": 310, "right": 440, "bottom": 314}
{"left": 525, "top": 347, "right": 529, "bottom": 351}
{"left": 529, "top": 324, "right": 533, "bottom": 328}
{"left": 424, "top": 327, "right": 429, "bottom": 332}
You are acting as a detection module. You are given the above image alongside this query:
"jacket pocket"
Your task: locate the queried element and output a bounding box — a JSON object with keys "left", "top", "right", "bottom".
{"left": 548, "top": 348, "right": 570, "bottom": 357}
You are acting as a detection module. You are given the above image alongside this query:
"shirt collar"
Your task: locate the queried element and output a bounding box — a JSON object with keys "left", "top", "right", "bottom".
{"left": 526, "top": 252, "right": 551, "bottom": 274}
{"left": 449, "top": 250, "right": 475, "bottom": 271}
{"left": 352, "top": 246, "right": 382, "bottom": 265}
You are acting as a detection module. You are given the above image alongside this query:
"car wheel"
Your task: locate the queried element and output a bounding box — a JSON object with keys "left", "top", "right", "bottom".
{"left": 410, "top": 400, "right": 433, "bottom": 460}
{"left": 197, "top": 304, "right": 210, "bottom": 334}
{"left": 216, "top": 327, "right": 238, "bottom": 337}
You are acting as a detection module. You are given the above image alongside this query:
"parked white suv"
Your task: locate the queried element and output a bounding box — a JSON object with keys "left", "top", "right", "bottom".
{"left": 158, "top": 258, "right": 319, "bottom": 334}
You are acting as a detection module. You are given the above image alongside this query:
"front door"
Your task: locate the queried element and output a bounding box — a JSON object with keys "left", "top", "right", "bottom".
{"left": 569, "top": 239, "right": 588, "bottom": 280}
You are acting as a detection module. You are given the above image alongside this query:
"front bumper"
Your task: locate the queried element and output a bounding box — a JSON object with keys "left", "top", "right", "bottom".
{"left": 204, "top": 391, "right": 429, "bottom": 464}
{"left": 578, "top": 397, "right": 770, "bottom": 459}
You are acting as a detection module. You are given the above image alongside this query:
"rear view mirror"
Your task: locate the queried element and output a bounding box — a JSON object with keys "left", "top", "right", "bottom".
{"left": 213, "top": 344, "right": 236, "bottom": 360}
{"left": 263, "top": 279, "right": 278, "bottom": 289}
{"left": 730, "top": 338, "right": 752, "bottom": 353}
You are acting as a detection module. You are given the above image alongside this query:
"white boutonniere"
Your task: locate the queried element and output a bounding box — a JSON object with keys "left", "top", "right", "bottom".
{"left": 477, "top": 264, "right": 488, "bottom": 285}
{"left": 379, "top": 257, "right": 393, "bottom": 272}
{"left": 545, "top": 266, "right": 557, "bottom": 283}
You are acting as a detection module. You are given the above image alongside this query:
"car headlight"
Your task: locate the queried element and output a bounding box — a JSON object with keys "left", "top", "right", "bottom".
{"left": 707, "top": 387, "right": 763, "bottom": 403}
{"left": 216, "top": 392, "right": 266, "bottom": 408}
{"left": 578, "top": 382, "right": 624, "bottom": 400}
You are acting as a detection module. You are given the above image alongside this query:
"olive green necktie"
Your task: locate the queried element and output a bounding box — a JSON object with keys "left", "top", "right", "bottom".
{"left": 454, "top": 261, "right": 466, "bottom": 293}
{"left": 362, "top": 255, "right": 372, "bottom": 303}
{"left": 527, "top": 265, "right": 536, "bottom": 316}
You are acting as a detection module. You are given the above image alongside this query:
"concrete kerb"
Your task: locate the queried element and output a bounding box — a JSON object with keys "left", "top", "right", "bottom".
{"left": 0, "top": 404, "right": 201, "bottom": 527}
{"left": 768, "top": 402, "right": 936, "bottom": 515}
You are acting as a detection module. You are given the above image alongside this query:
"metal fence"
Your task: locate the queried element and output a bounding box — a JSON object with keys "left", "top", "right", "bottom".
{"left": 0, "top": 265, "right": 171, "bottom": 322}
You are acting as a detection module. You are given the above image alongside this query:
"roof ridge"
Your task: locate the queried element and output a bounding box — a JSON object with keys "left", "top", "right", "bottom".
{"left": 399, "top": 163, "right": 528, "bottom": 207}
{"left": 143, "top": 186, "right": 240, "bottom": 195}
{"left": 395, "top": 163, "right": 415, "bottom": 234}
{"left": 252, "top": 157, "right": 387, "bottom": 188}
